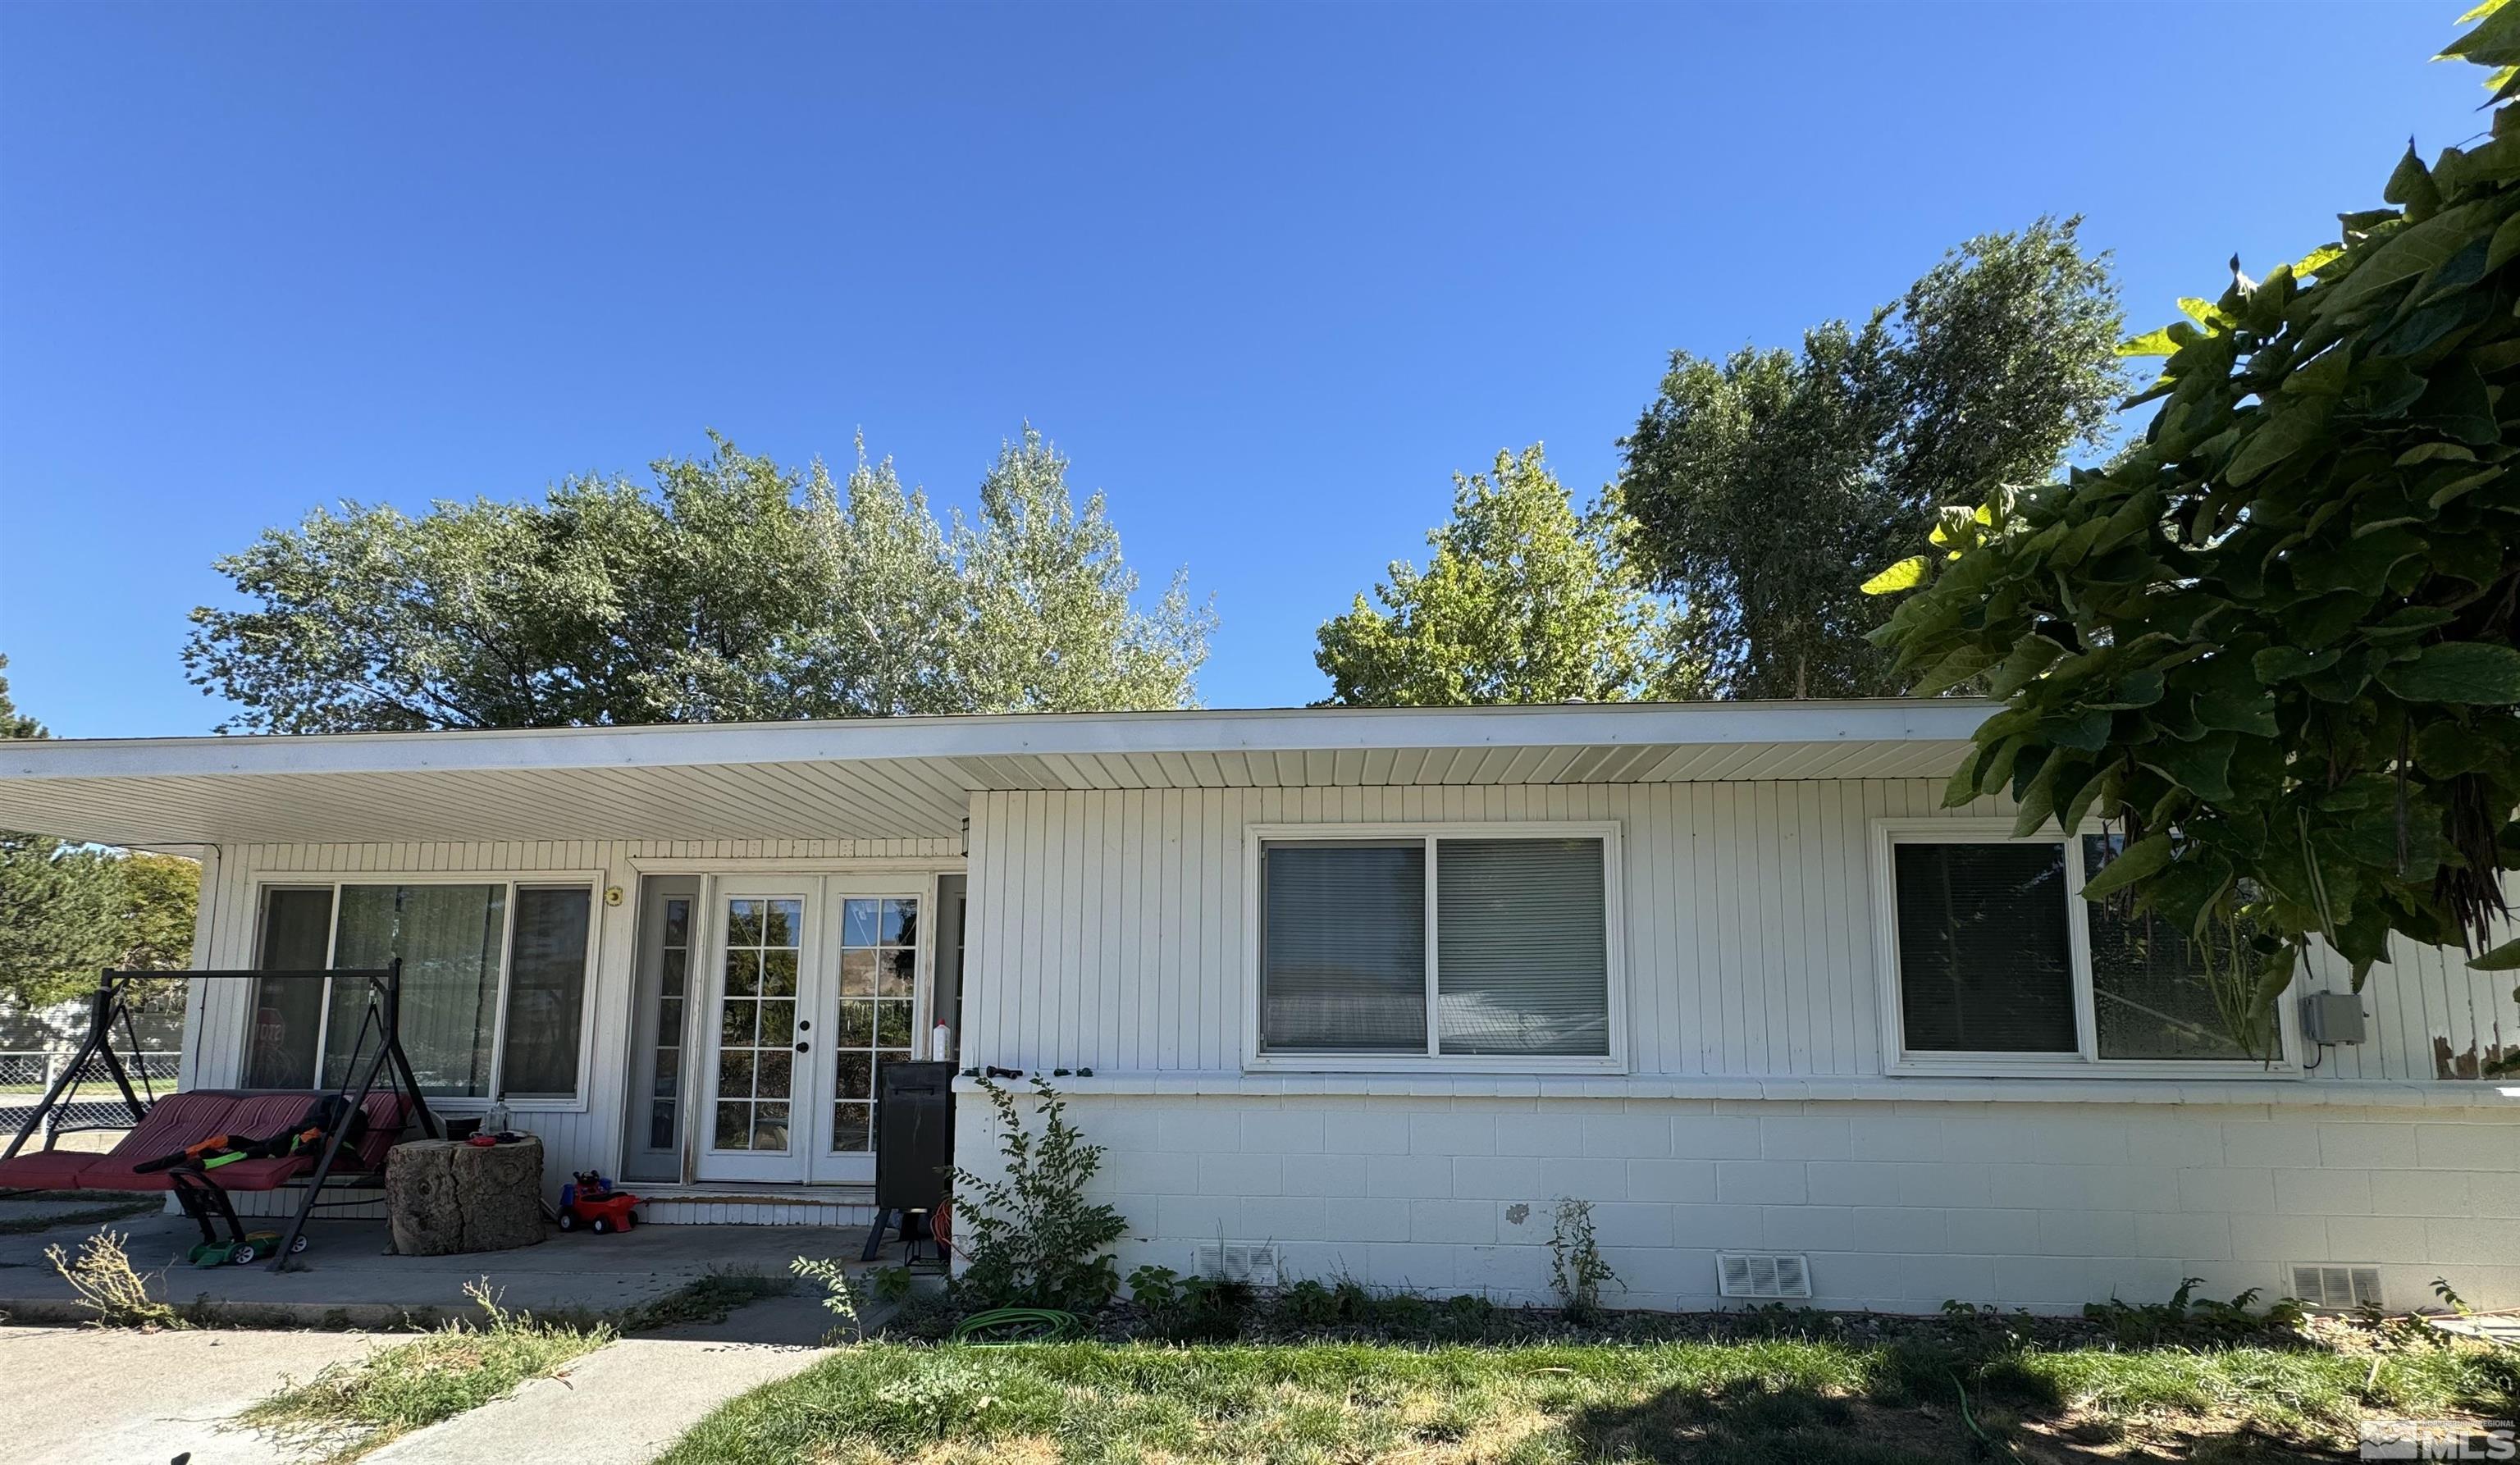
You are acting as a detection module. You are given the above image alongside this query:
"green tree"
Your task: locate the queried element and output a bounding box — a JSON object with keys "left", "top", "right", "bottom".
{"left": 0, "top": 657, "right": 123, "bottom": 1007}
{"left": 1315, "top": 445, "right": 1704, "bottom": 706}
{"left": 1865, "top": 8, "right": 2520, "bottom": 1065}
{"left": 1617, "top": 217, "right": 2125, "bottom": 698}
{"left": 946, "top": 432, "right": 1215, "bottom": 714}
{"left": 112, "top": 852, "right": 199, "bottom": 972}
{"left": 185, "top": 429, "right": 1213, "bottom": 732}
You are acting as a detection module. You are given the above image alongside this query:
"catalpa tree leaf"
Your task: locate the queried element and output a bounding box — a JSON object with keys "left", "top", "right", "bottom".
{"left": 1861, "top": 6, "right": 2520, "bottom": 1060}
{"left": 2376, "top": 641, "right": 2520, "bottom": 703}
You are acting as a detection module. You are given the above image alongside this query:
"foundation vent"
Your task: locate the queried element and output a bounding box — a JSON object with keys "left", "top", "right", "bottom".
{"left": 2292, "top": 1265, "right": 2384, "bottom": 1310}
{"left": 1717, "top": 1253, "right": 1811, "bottom": 1300}
{"left": 1194, "top": 1242, "right": 1281, "bottom": 1289}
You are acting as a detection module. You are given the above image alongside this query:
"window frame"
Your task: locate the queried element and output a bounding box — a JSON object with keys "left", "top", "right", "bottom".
{"left": 1242, "top": 821, "right": 1627, "bottom": 1075}
{"left": 248, "top": 871, "right": 605, "bottom": 1111}
{"left": 1870, "top": 819, "right": 2299, "bottom": 1079}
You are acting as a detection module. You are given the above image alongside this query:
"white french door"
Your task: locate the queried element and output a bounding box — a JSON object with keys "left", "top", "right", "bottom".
{"left": 693, "top": 874, "right": 926, "bottom": 1184}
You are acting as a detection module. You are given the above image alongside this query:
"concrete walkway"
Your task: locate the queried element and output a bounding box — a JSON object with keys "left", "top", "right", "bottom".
{"left": 0, "top": 1323, "right": 376, "bottom": 1465}
{"left": 364, "top": 1294, "right": 851, "bottom": 1465}
{"left": 0, "top": 1212, "right": 862, "bottom": 1328}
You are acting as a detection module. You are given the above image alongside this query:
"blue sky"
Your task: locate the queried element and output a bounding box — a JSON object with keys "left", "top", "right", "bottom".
{"left": 0, "top": 2, "right": 2490, "bottom": 737}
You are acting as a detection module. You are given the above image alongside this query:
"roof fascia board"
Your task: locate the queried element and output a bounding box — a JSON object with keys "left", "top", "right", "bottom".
{"left": 0, "top": 701, "right": 1996, "bottom": 783}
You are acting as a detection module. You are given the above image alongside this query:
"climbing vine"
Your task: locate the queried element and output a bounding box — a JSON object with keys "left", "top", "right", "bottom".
{"left": 1867, "top": 4, "right": 2520, "bottom": 1068}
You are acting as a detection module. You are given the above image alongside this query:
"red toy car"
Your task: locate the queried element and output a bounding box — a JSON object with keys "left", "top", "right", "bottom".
{"left": 555, "top": 1171, "right": 640, "bottom": 1234}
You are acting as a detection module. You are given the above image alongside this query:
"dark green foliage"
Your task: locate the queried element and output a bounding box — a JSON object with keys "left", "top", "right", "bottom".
{"left": 1271, "top": 1278, "right": 1345, "bottom": 1328}
{"left": 1125, "top": 1265, "right": 1254, "bottom": 1341}
{"left": 1868, "top": 14, "right": 2520, "bottom": 1063}
{"left": 947, "top": 1077, "right": 1129, "bottom": 1313}
{"left": 2082, "top": 1278, "right": 2310, "bottom": 1349}
{"left": 1618, "top": 218, "right": 2125, "bottom": 699}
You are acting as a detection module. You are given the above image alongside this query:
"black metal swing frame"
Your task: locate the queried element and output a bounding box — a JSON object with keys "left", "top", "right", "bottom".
{"left": 2, "top": 961, "right": 443, "bottom": 1271}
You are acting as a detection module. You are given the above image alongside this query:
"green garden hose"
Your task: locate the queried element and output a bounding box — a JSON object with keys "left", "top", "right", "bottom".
{"left": 1950, "top": 1372, "right": 2023, "bottom": 1463}
{"left": 952, "top": 1307, "right": 1084, "bottom": 1343}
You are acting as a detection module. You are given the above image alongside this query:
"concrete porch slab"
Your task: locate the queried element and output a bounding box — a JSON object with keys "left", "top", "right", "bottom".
{"left": 0, "top": 1211, "right": 869, "bottom": 1330}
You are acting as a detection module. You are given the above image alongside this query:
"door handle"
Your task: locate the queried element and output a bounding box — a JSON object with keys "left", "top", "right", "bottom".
{"left": 795, "top": 1041, "right": 810, "bottom": 1053}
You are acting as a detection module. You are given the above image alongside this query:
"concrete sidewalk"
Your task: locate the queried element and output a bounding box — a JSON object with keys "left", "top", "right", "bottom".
{"left": 363, "top": 1334, "right": 833, "bottom": 1465}
{"left": 0, "top": 1323, "right": 376, "bottom": 1465}
{"left": 365, "top": 1293, "right": 856, "bottom": 1465}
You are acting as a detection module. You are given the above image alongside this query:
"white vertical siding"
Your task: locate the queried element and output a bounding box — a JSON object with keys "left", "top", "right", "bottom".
{"left": 962, "top": 781, "right": 2517, "bottom": 1084}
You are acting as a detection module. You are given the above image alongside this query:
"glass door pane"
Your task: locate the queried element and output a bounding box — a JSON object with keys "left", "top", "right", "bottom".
{"left": 619, "top": 878, "right": 696, "bottom": 1184}
{"left": 829, "top": 897, "right": 917, "bottom": 1157}
{"left": 653, "top": 895, "right": 691, "bottom": 1150}
{"left": 245, "top": 888, "right": 333, "bottom": 1088}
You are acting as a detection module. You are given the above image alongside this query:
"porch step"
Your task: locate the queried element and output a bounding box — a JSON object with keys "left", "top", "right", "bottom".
{"left": 638, "top": 1194, "right": 874, "bottom": 1227}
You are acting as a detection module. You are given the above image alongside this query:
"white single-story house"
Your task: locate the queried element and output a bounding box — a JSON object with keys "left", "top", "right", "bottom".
{"left": 2, "top": 700, "right": 2513, "bottom": 1314}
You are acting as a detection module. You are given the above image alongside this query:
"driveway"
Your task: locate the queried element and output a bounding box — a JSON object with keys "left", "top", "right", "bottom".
{"left": 0, "top": 1324, "right": 377, "bottom": 1465}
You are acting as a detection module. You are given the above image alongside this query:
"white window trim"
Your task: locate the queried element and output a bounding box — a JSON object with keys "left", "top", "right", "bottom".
{"left": 248, "top": 869, "right": 607, "bottom": 1111}
{"left": 1869, "top": 819, "right": 2301, "bottom": 1079}
{"left": 1242, "top": 820, "right": 1628, "bottom": 1075}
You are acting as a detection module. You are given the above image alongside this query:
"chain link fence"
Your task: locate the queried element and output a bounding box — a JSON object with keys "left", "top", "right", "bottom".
{"left": 0, "top": 1049, "right": 182, "bottom": 1143}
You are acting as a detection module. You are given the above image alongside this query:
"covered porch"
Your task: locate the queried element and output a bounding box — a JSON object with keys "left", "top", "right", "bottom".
{"left": 0, "top": 701, "right": 1985, "bottom": 1222}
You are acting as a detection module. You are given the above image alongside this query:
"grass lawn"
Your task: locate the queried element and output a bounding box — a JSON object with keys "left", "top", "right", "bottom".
{"left": 658, "top": 1331, "right": 2518, "bottom": 1465}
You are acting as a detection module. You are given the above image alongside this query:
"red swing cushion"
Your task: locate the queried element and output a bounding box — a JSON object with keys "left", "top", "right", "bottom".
{"left": 0, "top": 1148, "right": 109, "bottom": 1192}
{"left": 55, "top": 1091, "right": 248, "bottom": 1192}
{"left": 352, "top": 1091, "right": 416, "bottom": 1171}
{"left": 3, "top": 1088, "right": 427, "bottom": 1194}
{"left": 162, "top": 1093, "right": 337, "bottom": 1191}
{"left": 151, "top": 1091, "right": 421, "bottom": 1191}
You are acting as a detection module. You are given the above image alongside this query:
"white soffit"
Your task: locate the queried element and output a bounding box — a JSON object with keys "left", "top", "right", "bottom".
{"left": 0, "top": 700, "right": 1991, "bottom": 847}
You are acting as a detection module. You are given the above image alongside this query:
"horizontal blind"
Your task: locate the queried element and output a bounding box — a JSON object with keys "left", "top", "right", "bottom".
{"left": 1260, "top": 843, "right": 1427, "bottom": 1053}
{"left": 1436, "top": 838, "right": 1609, "bottom": 1057}
{"left": 1893, "top": 842, "right": 2075, "bottom": 1053}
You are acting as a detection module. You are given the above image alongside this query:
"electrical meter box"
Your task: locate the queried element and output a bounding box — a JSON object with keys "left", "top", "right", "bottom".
{"left": 2299, "top": 992, "right": 2367, "bottom": 1046}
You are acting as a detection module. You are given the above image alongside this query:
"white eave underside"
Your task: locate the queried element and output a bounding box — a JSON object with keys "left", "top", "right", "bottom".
{"left": 0, "top": 700, "right": 1991, "bottom": 847}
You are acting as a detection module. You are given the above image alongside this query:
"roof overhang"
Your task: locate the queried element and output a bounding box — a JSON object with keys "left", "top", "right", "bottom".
{"left": 0, "top": 700, "right": 1993, "bottom": 847}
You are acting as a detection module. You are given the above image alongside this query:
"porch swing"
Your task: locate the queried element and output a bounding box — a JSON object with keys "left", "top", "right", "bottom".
{"left": 0, "top": 961, "right": 442, "bottom": 1270}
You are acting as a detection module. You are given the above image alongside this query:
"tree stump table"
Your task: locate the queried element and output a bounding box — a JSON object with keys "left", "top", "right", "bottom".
{"left": 386, "top": 1136, "right": 546, "bottom": 1256}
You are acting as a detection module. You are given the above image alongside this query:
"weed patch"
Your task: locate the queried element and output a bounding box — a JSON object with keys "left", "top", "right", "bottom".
{"left": 47, "top": 1227, "right": 180, "bottom": 1329}
{"left": 238, "top": 1281, "right": 610, "bottom": 1463}
{"left": 617, "top": 1267, "right": 792, "bottom": 1332}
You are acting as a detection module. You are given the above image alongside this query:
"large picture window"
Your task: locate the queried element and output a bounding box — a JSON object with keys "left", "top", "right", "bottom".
{"left": 246, "top": 879, "right": 596, "bottom": 1102}
{"left": 1253, "top": 825, "right": 1619, "bottom": 1069}
{"left": 1878, "top": 823, "right": 2285, "bottom": 1074}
